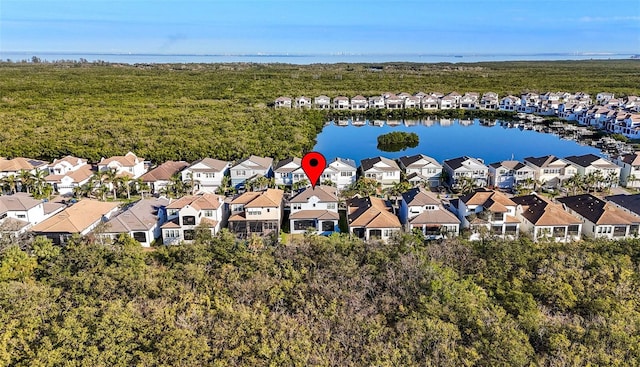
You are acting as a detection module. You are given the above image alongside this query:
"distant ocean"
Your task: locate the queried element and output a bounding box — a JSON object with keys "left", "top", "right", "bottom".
{"left": 0, "top": 52, "right": 636, "bottom": 65}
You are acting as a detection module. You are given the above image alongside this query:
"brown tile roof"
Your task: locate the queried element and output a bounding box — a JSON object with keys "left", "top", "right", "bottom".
{"left": 166, "top": 193, "right": 222, "bottom": 210}
{"left": 236, "top": 155, "right": 273, "bottom": 170}
{"left": 558, "top": 194, "right": 640, "bottom": 225}
{"left": 140, "top": 161, "right": 189, "bottom": 182}
{"left": 50, "top": 155, "right": 87, "bottom": 167}
{"left": 45, "top": 165, "right": 94, "bottom": 184}
{"left": 409, "top": 209, "right": 460, "bottom": 225}
{"left": 231, "top": 189, "right": 283, "bottom": 208}
{"left": 512, "top": 194, "right": 581, "bottom": 226}
{"left": 401, "top": 187, "right": 440, "bottom": 206}
{"left": 98, "top": 152, "right": 142, "bottom": 167}
{"left": 104, "top": 197, "right": 170, "bottom": 233}
{"left": 31, "top": 200, "right": 119, "bottom": 234}
{"left": 460, "top": 190, "right": 516, "bottom": 208}
{"left": 188, "top": 158, "right": 230, "bottom": 172}
{"left": 348, "top": 196, "right": 401, "bottom": 229}
{"left": 289, "top": 210, "right": 339, "bottom": 220}
{"left": 0, "top": 193, "right": 42, "bottom": 213}
{"left": 0, "top": 157, "right": 48, "bottom": 172}
{"left": 289, "top": 185, "right": 338, "bottom": 203}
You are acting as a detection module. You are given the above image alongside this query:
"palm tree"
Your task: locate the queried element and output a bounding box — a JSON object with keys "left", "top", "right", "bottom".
{"left": 606, "top": 171, "right": 619, "bottom": 189}
{"left": 18, "top": 170, "right": 33, "bottom": 194}
{"left": 628, "top": 174, "right": 638, "bottom": 189}
{"left": 102, "top": 168, "right": 119, "bottom": 200}
{"left": 292, "top": 178, "right": 310, "bottom": 192}
{"left": 96, "top": 185, "right": 110, "bottom": 202}
{"left": 185, "top": 172, "right": 200, "bottom": 195}
{"left": 563, "top": 174, "right": 583, "bottom": 196}
{"left": 31, "top": 169, "right": 48, "bottom": 197}
{"left": 321, "top": 179, "right": 336, "bottom": 187}
{"left": 1, "top": 175, "right": 18, "bottom": 194}
{"left": 216, "top": 175, "right": 232, "bottom": 196}
{"left": 457, "top": 176, "right": 476, "bottom": 195}
{"left": 119, "top": 175, "right": 132, "bottom": 200}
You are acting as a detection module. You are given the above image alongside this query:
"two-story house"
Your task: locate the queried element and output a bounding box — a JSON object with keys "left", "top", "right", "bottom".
{"left": 314, "top": 95, "right": 331, "bottom": 110}
{"left": 488, "top": 160, "right": 536, "bottom": 189}
{"left": 360, "top": 156, "right": 401, "bottom": 187}
{"left": 181, "top": 158, "right": 231, "bottom": 193}
{"left": 397, "top": 154, "right": 442, "bottom": 188}
{"left": 333, "top": 96, "right": 350, "bottom": 110}
{"left": 347, "top": 196, "right": 401, "bottom": 242}
{"left": 97, "top": 151, "right": 146, "bottom": 178}
{"left": 161, "top": 193, "right": 226, "bottom": 245}
{"left": 399, "top": 187, "right": 460, "bottom": 239}
{"left": 289, "top": 186, "right": 340, "bottom": 235}
{"left": 230, "top": 155, "right": 273, "bottom": 188}
{"left": 102, "top": 197, "right": 169, "bottom": 247}
{"left": 228, "top": 189, "right": 283, "bottom": 238}
{"left": 523, "top": 155, "right": 577, "bottom": 188}
{"left": 274, "top": 157, "right": 306, "bottom": 187}
{"left": 45, "top": 156, "right": 93, "bottom": 196}
{"left": 275, "top": 96, "right": 292, "bottom": 108}
{"left": 350, "top": 95, "right": 368, "bottom": 110}
{"left": 558, "top": 194, "right": 640, "bottom": 239}
{"left": 320, "top": 157, "right": 357, "bottom": 189}
{"left": 511, "top": 194, "right": 582, "bottom": 242}
{"left": 442, "top": 156, "right": 489, "bottom": 188}
{"left": 613, "top": 152, "right": 640, "bottom": 188}
{"left": 564, "top": 154, "right": 621, "bottom": 188}
{"left": 452, "top": 189, "right": 519, "bottom": 240}
{"left": 0, "top": 193, "right": 65, "bottom": 237}
{"left": 295, "top": 96, "right": 312, "bottom": 109}
{"left": 139, "top": 161, "right": 190, "bottom": 195}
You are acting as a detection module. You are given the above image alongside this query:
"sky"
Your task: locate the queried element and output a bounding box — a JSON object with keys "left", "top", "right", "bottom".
{"left": 1, "top": 0, "right": 639, "bottom": 55}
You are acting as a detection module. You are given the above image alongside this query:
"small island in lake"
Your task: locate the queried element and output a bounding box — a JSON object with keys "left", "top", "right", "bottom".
{"left": 377, "top": 131, "right": 419, "bottom": 152}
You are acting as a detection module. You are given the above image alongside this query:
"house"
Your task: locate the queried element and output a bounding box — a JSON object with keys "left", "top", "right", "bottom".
{"left": 97, "top": 151, "right": 146, "bottom": 179}
{"left": 444, "top": 92, "right": 461, "bottom": 107}
{"left": 180, "top": 158, "right": 231, "bottom": 193}
{"left": 31, "top": 199, "right": 120, "bottom": 245}
{"left": 360, "top": 156, "right": 402, "bottom": 187}
{"left": 347, "top": 196, "right": 401, "bottom": 242}
{"left": 452, "top": 189, "right": 519, "bottom": 240}
{"left": 368, "top": 95, "right": 385, "bottom": 109}
{"left": 0, "top": 193, "right": 65, "bottom": 237}
{"left": 397, "top": 154, "right": 442, "bottom": 188}
{"left": 288, "top": 185, "right": 340, "bottom": 235}
{"left": 139, "top": 161, "right": 190, "bottom": 195}
{"left": 45, "top": 156, "right": 94, "bottom": 196}
{"left": 102, "top": 197, "right": 170, "bottom": 247}
{"left": 161, "top": 193, "right": 226, "bottom": 244}
{"left": 275, "top": 96, "right": 292, "bottom": 108}
{"left": 564, "top": 154, "right": 621, "bottom": 187}
{"left": 460, "top": 93, "right": 479, "bottom": 109}
{"left": 613, "top": 152, "right": 640, "bottom": 188}
{"left": 350, "top": 95, "right": 368, "bottom": 110}
{"left": 230, "top": 155, "right": 273, "bottom": 188}
{"left": 499, "top": 95, "right": 521, "bottom": 111}
{"left": 333, "top": 96, "right": 350, "bottom": 110}
{"left": 321, "top": 157, "right": 357, "bottom": 189}
{"left": 605, "top": 194, "right": 640, "bottom": 217}
{"left": 295, "top": 96, "right": 312, "bottom": 109}
{"left": 274, "top": 157, "right": 307, "bottom": 187}
{"left": 0, "top": 157, "right": 48, "bottom": 179}
{"left": 488, "top": 160, "right": 536, "bottom": 189}
{"left": 314, "top": 95, "right": 331, "bottom": 110}
{"left": 596, "top": 92, "right": 615, "bottom": 105}
{"left": 523, "top": 155, "right": 577, "bottom": 188}
{"left": 399, "top": 187, "right": 460, "bottom": 239}
{"left": 404, "top": 96, "right": 420, "bottom": 109}
{"left": 480, "top": 92, "right": 499, "bottom": 110}
{"left": 442, "top": 156, "right": 489, "bottom": 188}
{"left": 384, "top": 94, "right": 404, "bottom": 110}
{"left": 511, "top": 194, "right": 582, "bottom": 242}
{"left": 228, "top": 189, "right": 283, "bottom": 238}
{"left": 421, "top": 95, "right": 439, "bottom": 110}
{"left": 557, "top": 194, "right": 640, "bottom": 239}
{"left": 439, "top": 95, "right": 456, "bottom": 109}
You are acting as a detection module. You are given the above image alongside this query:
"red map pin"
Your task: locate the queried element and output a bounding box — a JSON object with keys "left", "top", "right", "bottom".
{"left": 301, "top": 152, "right": 326, "bottom": 189}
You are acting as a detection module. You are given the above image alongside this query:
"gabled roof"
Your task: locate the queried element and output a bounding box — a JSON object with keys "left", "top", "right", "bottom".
{"left": 289, "top": 210, "right": 340, "bottom": 221}
{"left": 166, "top": 193, "right": 222, "bottom": 211}
{"left": 31, "top": 200, "right": 119, "bottom": 234}
{"left": 489, "top": 160, "right": 527, "bottom": 170}
{"left": 605, "top": 194, "right": 640, "bottom": 216}
{"left": 187, "top": 158, "right": 230, "bottom": 172}
{"left": 563, "top": 154, "right": 602, "bottom": 168}
{"left": 557, "top": 194, "right": 640, "bottom": 225}
{"left": 231, "top": 189, "right": 283, "bottom": 208}
{"left": 140, "top": 161, "right": 189, "bottom": 182}
{"left": 49, "top": 155, "right": 87, "bottom": 167}
{"left": 443, "top": 156, "right": 486, "bottom": 170}
{"left": 104, "top": 197, "right": 170, "bottom": 233}
{"left": 348, "top": 196, "right": 401, "bottom": 229}
{"left": 617, "top": 153, "right": 640, "bottom": 166}
{"left": 0, "top": 193, "right": 42, "bottom": 214}
{"left": 45, "top": 165, "right": 94, "bottom": 184}
{"left": 360, "top": 156, "right": 400, "bottom": 172}
{"left": 233, "top": 155, "right": 273, "bottom": 170}
{"left": 409, "top": 209, "right": 460, "bottom": 226}
{"left": 289, "top": 185, "right": 338, "bottom": 203}
{"left": 330, "top": 157, "right": 357, "bottom": 170}
{"left": 401, "top": 187, "right": 440, "bottom": 207}
{"left": 523, "top": 155, "right": 558, "bottom": 168}
{"left": 98, "top": 151, "right": 142, "bottom": 167}
{"left": 459, "top": 190, "right": 516, "bottom": 209}
{"left": 512, "top": 194, "right": 581, "bottom": 226}
{"left": 398, "top": 154, "right": 441, "bottom": 169}
{"left": 274, "top": 157, "right": 302, "bottom": 172}
{"left": 0, "top": 157, "right": 48, "bottom": 172}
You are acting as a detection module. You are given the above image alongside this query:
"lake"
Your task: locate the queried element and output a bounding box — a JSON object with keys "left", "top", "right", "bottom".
{"left": 313, "top": 118, "right": 602, "bottom": 164}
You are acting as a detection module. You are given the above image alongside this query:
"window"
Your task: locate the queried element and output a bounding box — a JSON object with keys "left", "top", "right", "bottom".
{"left": 237, "top": 170, "right": 246, "bottom": 176}
{"left": 294, "top": 220, "right": 315, "bottom": 231}
{"left": 247, "top": 210, "right": 261, "bottom": 216}
{"left": 17, "top": 214, "right": 26, "bottom": 219}
{"left": 196, "top": 173, "right": 201, "bottom": 178}
{"left": 165, "top": 230, "right": 179, "bottom": 238}
{"left": 167, "top": 209, "right": 179, "bottom": 217}
{"left": 553, "top": 227, "right": 566, "bottom": 237}
{"left": 341, "top": 171, "right": 353, "bottom": 177}
{"left": 184, "top": 230, "right": 195, "bottom": 241}
{"left": 292, "top": 203, "right": 301, "bottom": 210}
{"left": 493, "top": 213, "right": 504, "bottom": 221}
{"left": 385, "top": 171, "right": 395, "bottom": 177}
{"left": 182, "top": 216, "right": 196, "bottom": 225}
{"left": 613, "top": 226, "right": 627, "bottom": 237}
{"left": 205, "top": 172, "right": 215, "bottom": 178}
{"left": 322, "top": 221, "right": 334, "bottom": 231}
{"left": 568, "top": 225, "right": 580, "bottom": 235}
{"left": 133, "top": 232, "right": 147, "bottom": 243}
{"left": 491, "top": 225, "right": 503, "bottom": 234}
{"left": 327, "top": 203, "right": 336, "bottom": 210}
{"left": 424, "top": 205, "right": 436, "bottom": 211}
{"left": 203, "top": 210, "right": 214, "bottom": 217}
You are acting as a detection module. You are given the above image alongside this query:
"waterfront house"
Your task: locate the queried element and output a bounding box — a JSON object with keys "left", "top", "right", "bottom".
{"left": 519, "top": 93, "right": 540, "bottom": 114}
{"left": 333, "top": 96, "right": 350, "bottom": 110}
{"left": 347, "top": 196, "right": 401, "bottom": 242}
{"left": 460, "top": 93, "right": 479, "bottom": 110}
{"left": 605, "top": 194, "right": 640, "bottom": 217}
{"left": 439, "top": 96, "right": 456, "bottom": 110}
{"left": 481, "top": 92, "right": 499, "bottom": 110}
{"left": 511, "top": 194, "right": 582, "bottom": 242}
{"left": 557, "top": 194, "right": 640, "bottom": 239}
{"left": 445, "top": 92, "right": 462, "bottom": 106}
{"left": 289, "top": 185, "right": 339, "bottom": 235}
{"left": 102, "top": 197, "right": 169, "bottom": 247}
{"left": 384, "top": 94, "right": 404, "bottom": 110}
{"left": 314, "top": 95, "right": 331, "bottom": 110}
{"left": 0, "top": 193, "right": 65, "bottom": 237}
{"left": 275, "top": 96, "right": 292, "bottom": 108}
{"left": 613, "top": 152, "right": 640, "bottom": 188}
{"left": 161, "top": 193, "right": 226, "bottom": 245}
{"left": 350, "top": 95, "right": 368, "bottom": 110}
{"left": 45, "top": 156, "right": 93, "bottom": 196}
{"left": 499, "top": 95, "right": 520, "bottom": 111}
{"left": 97, "top": 151, "right": 146, "bottom": 179}
{"left": 31, "top": 199, "right": 119, "bottom": 245}
{"left": 295, "top": 96, "right": 312, "bottom": 109}
{"left": 139, "top": 160, "right": 190, "bottom": 195}
{"left": 564, "top": 154, "right": 621, "bottom": 187}
{"left": 442, "top": 156, "right": 489, "bottom": 188}
{"left": 230, "top": 155, "right": 273, "bottom": 188}
{"left": 321, "top": 157, "right": 357, "bottom": 189}
{"left": 0, "top": 157, "right": 48, "bottom": 180}
{"left": 228, "top": 188, "right": 283, "bottom": 238}
{"left": 421, "top": 95, "right": 439, "bottom": 110}
{"left": 181, "top": 158, "right": 231, "bottom": 193}
{"left": 368, "top": 95, "right": 385, "bottom": 109}
{"left": 397, "top": 154, "right": 442, "bottom": 188}
{"left": 523, "top": 155, "right": 577, "bottom": 188}
{"left": 274, "top": 157, "right": 306, "bottom": 187}
{"left": 488, "top": 160, "right": 536, "bottom": 189}
{"left": 360, "top": 156, "right": 402, "bottom": 187}
{"left": 452, "top": 189, "right": 519, "bottom": 240}
{"left": 399, "top": 187, "right": 460, "bottom": 239}
{"left": 404, "top": 96, "right": 420, "bottom": 109}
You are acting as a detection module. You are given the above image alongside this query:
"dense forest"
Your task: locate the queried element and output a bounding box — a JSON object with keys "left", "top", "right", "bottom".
{"left": 1, "top": 231, "right": 639, "bottom": 366}
{"left": 0, "top": 60, "right": 639, "bottom": 163}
